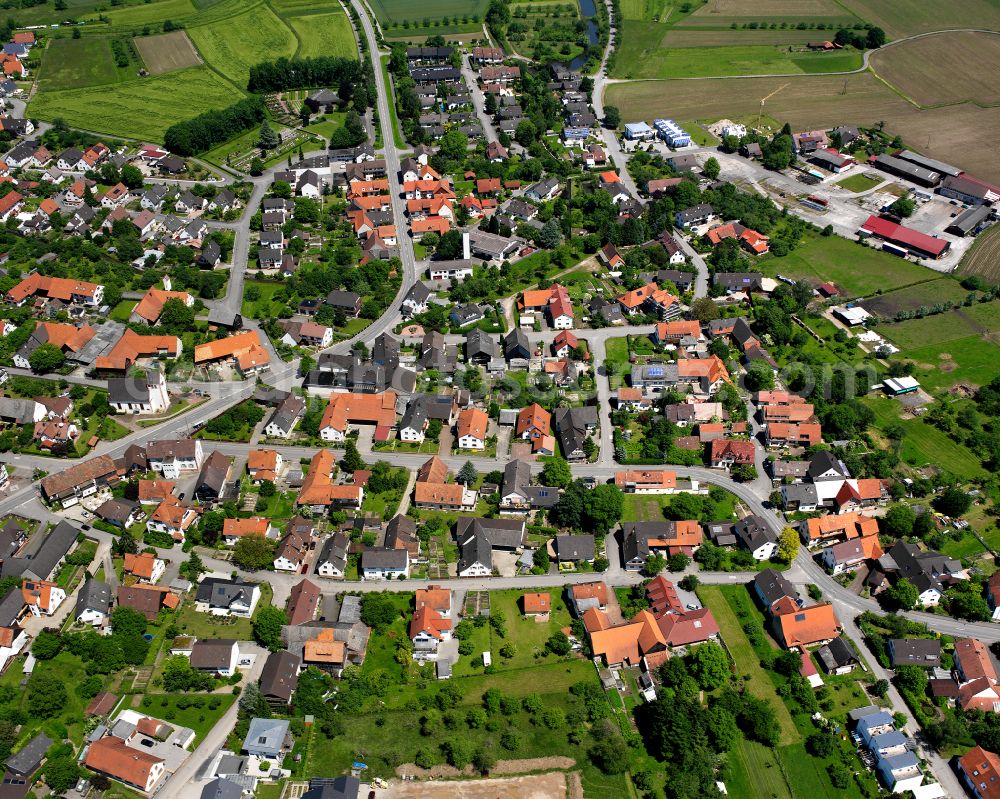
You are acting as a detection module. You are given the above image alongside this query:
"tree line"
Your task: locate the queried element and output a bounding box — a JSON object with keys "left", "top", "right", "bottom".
{"left": 246, "top": 55, "right": 365, "bottom": 94}
{"left": 163, "top": 96, "right": 267, "bottom": 156}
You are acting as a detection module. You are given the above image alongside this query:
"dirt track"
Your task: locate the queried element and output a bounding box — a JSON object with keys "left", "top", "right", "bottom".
{"left": 383, "top": 772, "right": 567, "bottom": 799}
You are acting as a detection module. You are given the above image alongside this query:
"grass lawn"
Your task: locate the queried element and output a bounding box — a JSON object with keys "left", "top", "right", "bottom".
{"left": 0, "top": 650, "right": 95, "bottom": 747}
{"left": 110, "top": 299, "right": 137, "bottom": 323}
{"left": 728, "top": 737, "right": 793, "bottom": 799}
{"left": 836, "top": 173, "right": 883, "bottom": 192}
{"left": 29, "top": 65, "right": 239, "bottom": 142}
{"left": 173, "top": 583, "right": 272, "bottom": 641}
{"left": 604, "top": 336, "right": 630, "bottom": 389}
{"left": 899, "top": 335, "right": 1000, "bottom": 393}
{"left": 138, "top": 694, "right": 235, "bottom": 744}
{"left": 241, "top": 280, "right": 287, "bottom": 319}
{"left": 255, "top": 490, "right": 298, "bottom": 520}
{"left": 759, "top": 233, "right": 935, "bottom": 297}
{"left": 304, "top": 111, "right": 347, "bottom": 142}
{"left": 698, "top": 585, "right": 797, "bottom": 745}
{"left": 361, "top": 470, "right": 408, "bottom": 519}
{"left": 380, "top": 55, "right": 406, "bottom": 149}
{"left": 453, "top": 590, "right": 574, "bottom": 677}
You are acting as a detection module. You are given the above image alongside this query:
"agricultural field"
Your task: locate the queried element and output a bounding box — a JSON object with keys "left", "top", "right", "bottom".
{"left": 619, "top": 0, "right": 671, "bottom": 21}
{"left": 613, "top": 39, "right": 861, "bottom": 78}
{"left": 605, "top": 71, "right": 1000, "bottom": 183}
{"left": 29, "top": 66, "right": 239, "bottom": 141}
{"left": 857, "top": 277, "right": 969, "bottom": 317}
{"left": 187, "top": 4, "right": 297, "bottom": 88}
{"left": 662, "top": 28, "right": 840, "bottom": 46}
{"left": 870, "top": 32, "right": 1000, "bottom": 107}
{"left": 81, "top": 0, "right": 201, "bottom": 30}
{"left": 958, "top": 224, "right": 1000, "bottom": 284}
{"left": 133, "top": 30, "right": 203, "bottom": 74}
{"left": 837, "top": 0, "right": 1000, "bottom": 39}
{"left": 368, "top": 0, "right": 490, "bottom": 26}
{"left": 38, "top": 37, "right": 130, "bottom": 90}
{"left": 878, "top": 310, "right": 983, "bottom": 351}
{"left": 286, "top": 10, "right": 357, "bottom": 59}
{"left": 756, "top": 232, "right": 933, "bottom": 296}
{"left": 895, "top": 335, "right": 1000, "bottom": 394}
{"left": 688, "top": 0, "right": 852, "bottom": 19}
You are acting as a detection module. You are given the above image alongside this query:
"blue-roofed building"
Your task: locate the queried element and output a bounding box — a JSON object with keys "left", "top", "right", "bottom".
{"left": 653, "top": 119, "right": 691, "bottom": 148}
{"left": 876, "top": 751, "right": 922, "bottom": 793}
{"left": 867, "top": 730, "right": 908, "bottom": 758}
{"left": 856, "top": 711, "right": 894, "bottom": 745}
{"left": 624, "top": 121, "right": 655, "bottom": 141}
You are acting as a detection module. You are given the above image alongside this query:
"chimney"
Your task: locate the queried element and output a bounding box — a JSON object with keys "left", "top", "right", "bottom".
{"left": 462, "top": 231, "right": 470, "bottom": 261}
{"left": 162, "top": 275, "right": 172, "bottom": 291}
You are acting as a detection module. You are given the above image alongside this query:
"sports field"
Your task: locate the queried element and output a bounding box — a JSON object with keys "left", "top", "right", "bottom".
{"left": 958, "top": 224, "right": 1000, "bottom": 284}
{"left": 29, "top": 66, "right": 237, "bottom": 141}
{"left": 368, "top": 0, "right": 490, "bottom": 25}
{"left": 133, "top": 30, "right": 202, "bottom": 74}
{"left": 39, "top": 38, "right": 125, "bottom": 90}
{"left": 286, "top": 10, "right": 357, "bottom": 59}
{"left": 605, "top": 72, "right": 1000, "bottom": 183}
{"left": 188, "top": 5, "right": 296, "bottom": 87}
{"left": 870, "top": 32, "right": 1000, "bottom": 107}
{"left": 837, "top": 0, "right": 1000, "bottom": 39}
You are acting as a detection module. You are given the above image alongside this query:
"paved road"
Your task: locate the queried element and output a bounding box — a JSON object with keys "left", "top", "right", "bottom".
{"left": 461, "top": 51, "right": 501, "bottom": 143}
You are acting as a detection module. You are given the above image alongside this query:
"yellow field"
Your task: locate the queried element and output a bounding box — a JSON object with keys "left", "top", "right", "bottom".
{"left": 133, "top": 30, "right": 202, "bottom": 75}
{"left": 871, "top": 32, "right": 1000, "bottom": 107}
{"left": 606, "top": 71, "right": 1000, "bottom": 183}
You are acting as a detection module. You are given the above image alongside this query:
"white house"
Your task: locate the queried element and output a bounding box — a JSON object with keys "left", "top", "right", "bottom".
{"left": 361, "top": 548, "right": 409, "bottom": 580}
{"left": 147, "top": 439, "right": 204, "bottom": 478}
{"left": 108, "top": 370, "right": 170, "bottom": 415}
{"left": 189, "top": 639, "right": 241, "bottom": 677}
{"left": 195, "top": 577, "right": 261, "bottom": 618}
{"left": 75, "top": 578, "right": 111, "bottom": 627}
{"left": 22, "top": 579, "right": 66, "bottom": 617}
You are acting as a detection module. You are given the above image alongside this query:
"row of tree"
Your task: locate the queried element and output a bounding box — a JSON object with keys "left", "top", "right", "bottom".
{"left": 164, "top": 96, "right": 267, "bottom": 156}
{"left": 247, "top": 55, "right": 365, "bottom": 94}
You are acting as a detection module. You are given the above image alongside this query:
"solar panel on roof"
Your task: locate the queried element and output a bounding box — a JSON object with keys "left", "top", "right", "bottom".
{"left": 647, "top": 367, "right": 663, "bottom": 377}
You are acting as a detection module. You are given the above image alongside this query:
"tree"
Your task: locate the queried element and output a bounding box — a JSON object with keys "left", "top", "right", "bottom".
{"left": 934, "top": 486, "right": 972, "bottom": 517}
{"left": 28, "top": 342, "right": 64, "bottom": 373}
{"left": 258, "top": 479, "right": 277, "bottom": 498}
{"left": 777, "top": 526, "right": 799, "bottom": 563}
{"left": 866, "top": 26, "right": 886, "bottom": 48}
{"left": 889, "top": 197, "right": 915, "bottom": 217}
{"left": 881, "top": 504, "right": 916, "bottom": 537}
{"left": 541, "top": 457, "right": 572, "bottom": 488}
{"left": 457, "top": 461, "right": 478, "bottom": 486}
{"left": 515, "top": 119, "right": 537, "bottom": 147}
{"left": 257, "top": 120, "right": 280, "bottom": 151}
{"left": 806, "top": 731, "right": 836, "bottom": 758}
{"left": 32, "top": 628, "right": 62, "bottom": 660}
{"left": 731, "top": 464, "right": 758, "bottom": 483}
{"left": 159, "top": 297, "right": 196, "bottom": 333}
{"left": 27, "top": 671, "right": 67, "bottom": 718}
{"left": 181, "top": 550, "right": 206, "bottom": 581}
{"left": 546, "top": 631, "right": 572, "bottom": 655}
{"left": 703, "top": 156, "right": 720, "bottom": 180}
{"left": 583, "top": 484, "right": 624, "bottom": 534}
{"left": 686, "top": 642, "right": 729, "bottom": 690}
{"left": 439, "top": 129, "right": 468, "bottom": 162}
{"left": 472, "top": 745, "right": 496, "bottom": 774}
{"left": 884, "top": 577, "right": 919, "bottom": 610}
{"left": 894, "top": 664, "right": 928, "bottom": 696}
{"left": 111, "top": 606, "right": 148, "bottom": 637}
{"left": 361, "top": 593, "right": 398, "bottom": 632}
{"left": 589, "top": 719, "right": 628, "bottom": 774}
{"left": 642, "top": 554, "right": 666, "bottom": 577}
{"left": 538, "top": 218, "right": 561, "bottom": 249}
{"left": 232, "top": 534, "right": 277, "bottom": 570}
{"left": 603, "top": 105, "right": 620, "bottom": 129}
{"left": 690, "top": 297, "right": 717, "bottom": 325}
{"left": 120, "top": 164, "right": 144, "bottom": 189}
{"left": 42, "top": 756, "right": 81, "bottom": 794}
{"left": 253, "top": 606, "right": 288, "bottom": 651}
{"left": 667, "top": 553, "right": 689, "bottom": 572}
{"left": 341, "top": 439, "right": 366, "bottom": 473}
{"left": 532, "top": 547, "right": 550, "bottom": 574}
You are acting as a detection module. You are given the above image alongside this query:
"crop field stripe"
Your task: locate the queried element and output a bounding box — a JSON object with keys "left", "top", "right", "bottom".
{"left": 28, "top": 65, "right": 240, "bottom": 142}
{"left": 959, "top": 224, "right": 1000, "bottom": 282}
{"left": 284, "top": 9, "right": 358, "bottom": 59}
{"left": 133, "top": 30, "right": 203, "bottom": 75}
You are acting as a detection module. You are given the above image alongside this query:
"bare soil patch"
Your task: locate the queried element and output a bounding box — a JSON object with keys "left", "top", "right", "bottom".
{"left": 870, "top": 32, "right": 1000, "bottom": 107}
{"left": 134, "top": 30, "right": 202, "bottom": 75}
{"left": 384, "top": 772, "right": 568, "bottom": 799}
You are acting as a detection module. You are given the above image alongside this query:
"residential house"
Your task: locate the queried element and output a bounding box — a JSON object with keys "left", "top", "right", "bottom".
{"left": 195, "top": 577, "right": 261, "bottom": 618}
{"left": 84, "top": 736, "right": 165, "bottom": 794}
{"left": 190, "top": 639, "right": 241, "bottom": 677}
{"left": 361, "top": 548, "right": 409, "bottom": 580}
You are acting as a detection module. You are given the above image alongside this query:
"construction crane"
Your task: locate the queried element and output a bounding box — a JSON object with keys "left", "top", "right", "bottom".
{"left": 756, "top": 82, "right": 789, "bottom": 131}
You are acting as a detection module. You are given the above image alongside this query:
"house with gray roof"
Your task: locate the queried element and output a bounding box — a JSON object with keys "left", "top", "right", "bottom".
{"left": 5, "top": 733, "right": 52, "bottom": 776}
{"left": 242, "top": 718, "right": 290, "bottom": 759}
